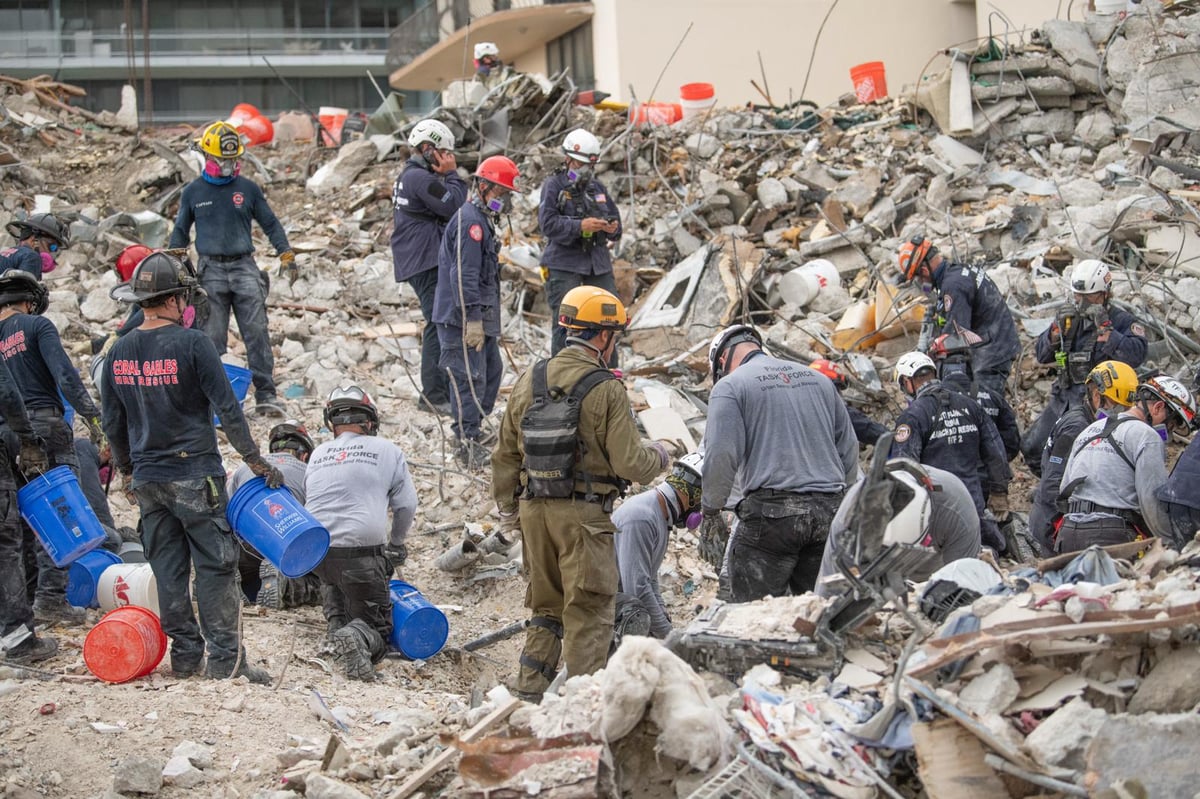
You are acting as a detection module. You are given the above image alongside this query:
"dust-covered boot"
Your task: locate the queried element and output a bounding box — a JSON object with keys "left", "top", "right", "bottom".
{"left": 330, "top": 620, "right": 378, "bottom": 682}
{"left": 456, "top": 438, "right": 490, "bottom": 471}
{"left": 257, "top": 560, "right": 282, "bottom": 610}
{"left": 6, "top": 634, "right": 57, "bottom": 665}
{"left": 31, "top": 598, "right": 86, "bottom": 626}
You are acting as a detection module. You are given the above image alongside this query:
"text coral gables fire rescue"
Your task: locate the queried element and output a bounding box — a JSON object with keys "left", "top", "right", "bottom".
{"left": 109, "top": 358, "right": 180, "bottom": 387}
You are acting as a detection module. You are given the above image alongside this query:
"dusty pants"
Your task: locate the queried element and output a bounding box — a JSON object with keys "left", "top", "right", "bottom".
{"left": 730, "top": 490, "right": 842, "bottom": 602}
{"left": 313, "top": 545, "right": 391, "bottom": 662}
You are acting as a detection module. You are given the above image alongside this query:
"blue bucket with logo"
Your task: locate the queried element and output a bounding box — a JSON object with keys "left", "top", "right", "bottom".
{"left": 67, "top": 548, "right": 122, "bottom": 608}
{"left": 214, "top": 363, "right": 254, "bottom": 426}
{"left": 18, "top": 466, "right": 107, "bottom": 567}
{"left": 389, "top": 580, "right": 449, "bottom": 660}
{"left": 226, "top": 477, "right": 329, "bottom": 578}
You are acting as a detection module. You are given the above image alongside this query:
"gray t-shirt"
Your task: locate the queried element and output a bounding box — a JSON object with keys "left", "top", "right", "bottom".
{"left": 226, "top": 452, "right": 308, "bottom": 504}
{"left": 304, "top": 432, "right": 418, "bottom": 547}
{"left": 613, "top": 488, "right": 672, "bottom": 638}
{"left": 816, "top": 465, "right": 981, "bottom": 597}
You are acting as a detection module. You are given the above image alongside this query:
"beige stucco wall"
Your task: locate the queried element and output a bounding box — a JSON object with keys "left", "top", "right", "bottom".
{"left": 976, "top": 0, "right": 1069, "bottom": 40}
{"left": 591, "top": 0, "right": 977, "bottom": 108}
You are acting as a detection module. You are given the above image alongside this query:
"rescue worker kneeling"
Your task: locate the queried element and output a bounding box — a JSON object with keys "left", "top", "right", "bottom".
{"left": 1056, "top": 375, "right": 1196, "bottom": 552}
{"left": 491, "top": 286, "right": 673, "bottom": 702}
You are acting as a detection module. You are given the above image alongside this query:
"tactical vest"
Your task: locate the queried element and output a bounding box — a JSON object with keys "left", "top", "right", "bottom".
{"left": 520, "top": 359, "right": 615, "bottom": 498}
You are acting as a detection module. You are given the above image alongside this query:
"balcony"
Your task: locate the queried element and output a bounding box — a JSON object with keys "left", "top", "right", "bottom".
{"left": 388, "top": 0, "right": 591, "bottom": 91}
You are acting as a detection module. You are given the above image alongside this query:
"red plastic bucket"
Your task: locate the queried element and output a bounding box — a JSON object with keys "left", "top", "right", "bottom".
{"left": 850, "top": 62, "right": 887, "bottom": 103}
{"left": 680, "top": 82, "right": 715, "bottom": 101}
{"left": 83, "top": 606, "right": 167, "bottom": 684}
{"left": 630, "top": 102, "right": 682, "bottom": 125}
{"left": 318, "top": 106, "right": 348, "bottom": 147}
{"left": 237, "top": 114, "right": 274, "bottom": 146}
{"left": 227, "top": 103, "right": 261, "bottom": 126}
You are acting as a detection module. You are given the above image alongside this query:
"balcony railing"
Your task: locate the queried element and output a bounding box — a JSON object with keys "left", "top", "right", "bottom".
{"left": 0, "top": 28, "right": 390, "bottom": 61}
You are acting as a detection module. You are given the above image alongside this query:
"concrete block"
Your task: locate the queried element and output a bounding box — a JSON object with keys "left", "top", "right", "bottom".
{"left": 113, "top": 754, "right": 165, "bottom": 795}
{"left": 959, "top": 663, "right": 1020, "bottom": 716}
{"left": 1022, "top": 697, "right": 1106, "bottom": 770}
{"left": 1128, "top": 647, "right": 1200, "bottom": 714}
{"left": 1043, "top": 20, "right": 1100, "bottom": 68}
{"left": 756, "top": 177, "right": 788, "bottom": 210}
{"left": 1085, "top": 712, "right": 1200, "bottom": 796}
{"left": 1075, "top": 108, "right": 1116, "bottom": 149}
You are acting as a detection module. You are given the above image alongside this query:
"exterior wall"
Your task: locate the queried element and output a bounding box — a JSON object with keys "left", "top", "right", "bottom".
{"left": 513, "top": 47, "right": 549, "bottom": 77}
{"left": 594, "top": 0, "right": 977, "bottom": 108}
{"left": 976, "top": 0, "right": 1074, "bottom": 40}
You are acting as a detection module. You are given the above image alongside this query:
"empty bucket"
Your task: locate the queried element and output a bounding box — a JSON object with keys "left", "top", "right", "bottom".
{"left": 66, "top": 549, "right": 122, "bottom": 608}
{"left": 850, "top": 61, "right": 888, "bottom": 103}
{"left": 227, "top": 477, "right": 330, "bottom": 578}
{"left": 227, "top": 102, "right": 261, "bottom": 127}
{"left": 83, "top": 605, "right": 167, "bottom": 684}
{"left": 214, "top": 362, "right": 253, "bottom": 426}
{"left": 389, "top": 580, "right": 449, "bottom": 660}
{"left": 18, "top": 466, "right": 107, "bottom": 567}
{"left": 779, "top": 259, "right": 841, "bottom": 307}
{"left": 629, "top": 102, "right": 682, "bottom": 126}
{"left": 237, "top": 114, "right": 274, "bottom": 146}
{"left": 317, "top": 106, "right": 348, "bottom": 147}
{"left": 98, "top": 562, "right": 160, "bottom": 616}
{"left": 679, "top": 82, "right": 716, "bottom": 121}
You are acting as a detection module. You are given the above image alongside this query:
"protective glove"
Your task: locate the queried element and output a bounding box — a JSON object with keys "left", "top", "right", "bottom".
{"left": 697, "top": 510, "right": 730, "bottom": 570}
{"left": 1081, "top": 302, "right": 1109, "bottom": 327}
{"left": 246, "top": 455, "right": 285, "bottom": 489}
{"left": 649, "top": 440, "right": 670, "bottom": 470}
{"left": 987, "top": 491, "right": 1011, "bottom": 523}
{"left": 464, "top": 319, "right": 485, "bottom": 352}
{"left": 279, "top": 250, "right": 298, "bottom": 283}
{"left": 384, "top": 543, "right": 408, "bottom": 569}
{"left": 85, "top": 415, "right": 108, "bottom": 456}
{"left": 499, "top": 262, "right": 525, "bottom": 282}
{"left": 119, "top": 470, "right": 137, "bottom": 508}
{"left": 18, "top": 436, "right": 48, "bottom": 476}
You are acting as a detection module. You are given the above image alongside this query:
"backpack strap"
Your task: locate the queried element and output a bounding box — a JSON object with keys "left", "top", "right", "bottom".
{"left": 568, "top": 367, "right": 619, "bottom": 498}
{"left": 531, "top": 359, "right": 551, "bottom": 403}
{"left": 1069, "top": 415, "right": 1137, "bottom": 471}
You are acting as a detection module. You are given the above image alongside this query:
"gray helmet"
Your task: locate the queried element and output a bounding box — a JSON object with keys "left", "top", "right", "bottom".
{"left": 0, "top": 269, "right": 48, "bottom": 314}
{"left": 6, "top": 213, "right": 70, "bottom": 250}
{"left": 110, "top": 251, "right": 197, "bottom": 305}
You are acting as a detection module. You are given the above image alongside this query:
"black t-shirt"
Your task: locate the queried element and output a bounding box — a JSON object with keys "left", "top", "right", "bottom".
{"left": 100, "top": 323, "right": 256, "bottom": 482}
{"left": 0, "top": 313, "right": 98, "bottom": 417}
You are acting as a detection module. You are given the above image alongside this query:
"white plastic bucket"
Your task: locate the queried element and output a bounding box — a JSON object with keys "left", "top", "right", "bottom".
{"left": 1093, "top": 0, "right": 1123, "bottom": 12}
{"left": 98, "top": 563, "right": 160, "bottom": 616}
{"left": 779, "top": 259, "right": 841, "bottom": 307}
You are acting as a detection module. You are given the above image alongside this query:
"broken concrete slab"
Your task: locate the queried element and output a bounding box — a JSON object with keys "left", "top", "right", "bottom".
{"left": 112, "top": 754, "right": 165, "bottom": 796}
{"left": 161, "top": 756, "right": 205, "bottom": 789}
{"left": 832, "top": 166, "right": 883, "bottom": 218}
{"left": 929, "top": 135, "right": 984, "bottom": 169}
{"left": 306, "top": 139, "right": 381, "bottom": 196}
{"left": 958, "top": 663, "right": 1020, "bottom": 716}
{"left": 1085, "top": 712, "right": 1200, "bottom": 796}
{"left": 304, "top": 773, "right": 372, "bottom": 799}
{"left": 1044, "top": 19, "right": 1100, "bottom": 68}
{"left": 1023, "top": 697, "right": 1108, "bottom": 770}
{"left": 1127, "top": 647, "right": 1200, "bottom": 714}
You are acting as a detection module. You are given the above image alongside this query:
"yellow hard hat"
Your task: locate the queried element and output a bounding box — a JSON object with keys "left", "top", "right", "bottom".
{"left": 558, "top": 286, "right": 627, "bottom": 331}
{"left": 197, "top": 121, "right": 245, "bottom": 159}
{"left": 1087, "top": 360, "right": 1137, "bottom": 407}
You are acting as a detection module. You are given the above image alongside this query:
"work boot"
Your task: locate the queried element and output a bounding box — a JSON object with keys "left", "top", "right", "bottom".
{"left": 257, "top": 561, "right": 282, "bottom": 610}
{"left": 31, "top": 598, "right": 86, "bottom": 626}
{"left": 418, "top": 396, "right": 453, "bottom": 416}
{"left": 456, "top": 439, "right": 490, "bottom": 471}
{"left": 5, "top": 635, "right": 57, "bottom": 665}
{"left": 205, "top": 660, "right": 273, "bottom": 686}
{"left": 330, "top": 622, "right": 376, "bottom": 682}
{"left": 254, "top": 399, "right": 285, "bottom": 419}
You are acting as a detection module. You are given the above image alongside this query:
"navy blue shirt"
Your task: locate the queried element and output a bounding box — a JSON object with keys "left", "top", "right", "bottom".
{"left": 433, "top": 200, "right": 501, "bottom": 335}
{"left": 1035, "top": 305, "right": 1147, "bottom": 397}
{"left": 846, "top": 402, "right": 888, "bottom": 447}
{"left": 0, "top": 246, "right": 44, "bottom": 279}
{"left": 101, "top": 324, "right": 258, "bottom": 482}
{"left": 931, "top": 261, "right": 1021, "bottom": 378}
{"left": 943, "top": 372, "right": 1021, "bottom": 460}
{"left": 168, "top": 176, "right": 290, "bottom": 257}
{"left": 390, "top": 157, "right": 468, "bottom": 282}
{"left": 1029, "top": 403, "right": 1092, "bottom": 551}
{"left": 0, "top": 313, "right": 98, "bottom": 418}
{"left": 0, "top": 353, "right": 35, "bottom": 440}
{"left": 538, "top": 170, "right": 622, "bottom": 275}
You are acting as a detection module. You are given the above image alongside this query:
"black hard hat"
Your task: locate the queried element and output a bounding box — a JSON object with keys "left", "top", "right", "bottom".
{"left": 323, "top": 385, "right": 379, "bottom": 432}
{"left": 0, "top": 269, "right": 48, "bottom": 314}
{"left": 268, "top": 421, "right": 315, "bottom": 457}
{"left": 6, "top": 213, "right": 70, "bottom": 250}
{"left": 110, "top": 251, "right": 197, "bottom": 304}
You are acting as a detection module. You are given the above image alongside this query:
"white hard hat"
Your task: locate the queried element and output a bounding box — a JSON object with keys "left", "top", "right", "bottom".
{"left": 708, "top": 324, "right": 763, "bottom": 383}
{"left": 1068, "top": 259, "right": 1112, "bottom": 295}
{"left": 562, "top": 129, "right": 601, "bottom": 163}
{"left": 895, "top": 351, "right": 936, "bottom": 383}
{"left": 881, "top": 460, "right": 933, "bottom": 547}
{"left": 407, "top": 119, "right": 455, "bottom": 151}
{"left": 674, "top": 452, "right": 704, "bottom": 482}
{"left": 1139, "top": 374, "right": 1199, "bottom": 431}
{"left": 474, "top": 42, "right": 499, "bottom": 60}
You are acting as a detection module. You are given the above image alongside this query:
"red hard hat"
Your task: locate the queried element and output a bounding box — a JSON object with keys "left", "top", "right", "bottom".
{"left": 897, "top": 236, "right": 935, "bottom": 282}
{"left": 809, "top": 358, "right": 847, "bottom": 389}
{"left": 115, "top": 244, "right": 155, "bottom": 282}
{"left": 474, "top": 155, "right": 520, "bottom": 191}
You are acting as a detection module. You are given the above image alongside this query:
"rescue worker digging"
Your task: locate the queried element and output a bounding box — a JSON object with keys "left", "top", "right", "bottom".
{"left": 491, "top": 287, "right": 673, "bottom": 702}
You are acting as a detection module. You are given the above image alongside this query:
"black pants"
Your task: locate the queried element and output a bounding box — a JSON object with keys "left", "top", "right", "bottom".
{"left": 407, "top": 268, "right": 449, "bottom": 406}
{"left": 1055, "top": 516, "right": 1138, "bottom": 553}
{"left": 0, "top": 451, "right": 32, "bottom": 639}
{"left": 730, "top": 490, "right": 842, "bottom": 602}
{"left": 15, "top": 414, "right": 78, "bottom": 604}
{"left": 314, "top": 546, "right": 393, "bottom": 663}
{"left": 1164, "top": 502, "right": 1200, "bottom": 550}
{"left": 544, "top": 269, "right": 618, "bottom": 366}
{"left": 1021, "top": 387, "right": 1082, "bottom": 475}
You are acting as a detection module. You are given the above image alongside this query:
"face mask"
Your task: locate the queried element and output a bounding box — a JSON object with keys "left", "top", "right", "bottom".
{"left": 182, "top": 305, "right": 195, "bottom": 329}
{"left": 566, "top": 163, "right": 593, "bottom": 183}
{"left": 1154, "top": 423, "right": 1169, "bottom": 442}
{"left": 1095, "top": 409, "right": 1108, "bottom": 421}
{"left": 39, "top": 252, "right": 56, "bottom": 273}
{"left": 486, "top": 193, "right": 511, "bottom": 214}
{"left": 204, "top": 157, "right": 240, "bottom": 179}
{"left": 686, "top": 511, "right": 703, "bottom": 531}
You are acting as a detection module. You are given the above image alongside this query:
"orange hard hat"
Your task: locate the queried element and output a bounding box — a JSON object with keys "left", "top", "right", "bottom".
{"left": 809, "top": 358, "right": 847, "bottom": 389}
{"left": 897, "top": 236, "right": 936, "bottom": 282}
{"left": 474, "top": 155, "right": 520, "bottom": 191}
{"left": 115, "top": 244, "right": 155, "bottom": 282}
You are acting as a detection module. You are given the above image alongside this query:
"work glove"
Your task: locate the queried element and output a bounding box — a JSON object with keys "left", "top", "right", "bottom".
{"left": 499, "top": 262, "right": 525, "bottom": 282}
{"left": 18, "top": 436, "right": 48, "bottom": 476}
{"left": 85, "top": 415, "right": 108, "bottom": 456}
{"left": 652, "top": 439, "right": 687, "bottom": 467}
{"left": 119, "top": 470, "right": 137, "bottom": 508}
{"left": 987, "top": 491, "right": 1011, "bottom": 523}
{"left": 384, "top": 543, "right": 408, "bottom": 572}
{"left": 649, "top": 440, "right": 670, "bottom": 470}
{"left": 279, "top": 250, "right": 298, "bottom": 283}
{"left": 697, "top": 510, "right": 730, "bottom": 570}
{"left": 1081, "top": 303, "right": 1109, "bottom": 328}
{"left": 246, "top": 455, "right": 285, "bottom": 490}
{"left": 464, "top": 319, "right": 485, "bottom": 352}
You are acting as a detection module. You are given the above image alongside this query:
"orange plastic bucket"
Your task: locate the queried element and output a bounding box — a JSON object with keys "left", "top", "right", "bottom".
{"left": 679, "top": 83, "right": 714, "bottom": 101}
{"left": 317, "top": 106, "right": 348, "bottom": 147}
{"left": 83, "top": 605, "right": 167, "bottom": 684}
{"left": 850, "top": 62, "right": 887, "bottom": 103}
{"left": 629, "top": 102, "right": 682, "bottom": 125}
{"left": 227, "top": 103, "right": 261, "bottom": 126}
{"left": 237, "top": 114, "right": 274, "bottom": 146}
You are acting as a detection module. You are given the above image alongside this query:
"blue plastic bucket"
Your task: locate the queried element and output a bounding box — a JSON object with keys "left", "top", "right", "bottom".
{"left": 67, "top": 548, "right": 122, "bottom": 608}
{"left": 18, "top": 466, "right": 107, "bottom": 567}
{"left": 389, "top": 580, "right": 449, "bottom": 660}
{"left": 214, "top": 363, "right": 253, "bottom": 426}
{"left": 226, "top": 477, "right": 329, "bottom": 578}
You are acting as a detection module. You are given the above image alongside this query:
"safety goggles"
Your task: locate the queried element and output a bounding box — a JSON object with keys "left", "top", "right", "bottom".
{"left": 36, "top": 237, "right": 60, "bottom": 253}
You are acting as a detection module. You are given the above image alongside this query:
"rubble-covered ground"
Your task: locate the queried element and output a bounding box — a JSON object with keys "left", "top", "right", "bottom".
{"left": 4, "top": 2, "right": 1200, "bottom": 797}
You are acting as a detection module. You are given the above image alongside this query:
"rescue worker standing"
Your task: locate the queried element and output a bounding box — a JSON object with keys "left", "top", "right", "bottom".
{"left": 897, "top": 236, "right": 1020, "bottom": 397}
{"left": 473, "top": 42, "right": 512, "bottom": 87}
{"left": 168, "top": 121, "right": 295, "bottom": 417}
{"left": 492, "top": 287, "right": 670, "bottom": 701}
{"left": 0, "top": 270, "right": 106, "bottom": 624}
{"left": 305, "top": 386, "right": 418, "bottom": 682}
{"left": 102, "top": 252, "right": 283, "bottom": 682}
{"left": 390, "top": 119, "right": 466, "bottom": 415}
{"left": 929, "top": 332, "right": 1021, "bottom": 461}
{"left": 1, "top": 213, "right": 69, "bottom": 279}
{"left": 890, "top": 352, "right": 1012, "bottom": 553}
{"left": 434, "top": 155, "right": 520, "bottom": 469}
{"left": 1057, "top": 375, "right": 1195, "bottom": 551}
{"left": 1029, "top": 361, "right": 1137, "bottom": 554}
{"left": 539, "top": 130, "right": 622, "bottom": 360}
{"left": 1023, "top": 259, "right": 1148, "bottom": 472}
{"left": 700, "top": 325, "right": 858, "bottom": 601}
{"left": 613, "top": 453, "right": 704, "bottom": 640}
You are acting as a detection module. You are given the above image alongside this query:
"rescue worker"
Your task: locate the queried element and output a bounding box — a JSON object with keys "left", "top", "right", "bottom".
{"left": 539, "top": 130, "right": 622, "bottom": 361}
{"left": 700, "top": 325, "right": 858, "bottom": 601}
{"left": 1056, "top": 375, "right": 1195, "bottom": 552}
{"left": 434, "top": 155, "right": 520, "bottom": 469}
{"left": 809, "top": 358, "right": 889, "bottom": 447}
{"left": 305, "top": 386, "right": 418, "bottom": 681}
{"left": 472, "top": 42, "right": 511, "bottom": 87}
{"left": 1157, "top": 420, "right": 1200, "bottom": 548}
{"left": 168, "top": 121, "right": 295, "bottom": 417}
{"left": 1029, "top": 360, "right": 1137, "bottom": 554}
{"left": 929, "top": 331, "right": 1021, "bottom": 461}
{"left": 491, "top": 286, "right": 671, "bottom": 701}
{"left": 1022, "top": 259, "right": 1148, "bottom": 472}
{"left": 101, "top": 251, "right": 283, "bottom": 683}
{"left": 890, "top": 351, "right": 1012, "bottom": 553}
{"left": 816, "top": 461, "right": 981, "bottom": 598}
{"left": 0, "top": 270, "right": 106, "bottom": 624}
{"left": 227, "top": 422, "right": 321, "bottom": 609}
{"left": 0, "top": 356, "right": 54, "bottom": 664}
{"left": 1, "top": 213, "right": 69, "bottom": 279}
{"left": 896, "top": 236, "right": 1020, "bottom": 397}
{"left": 613, "top": 453, "right": 704, "bottom": 640}
{"left": 390, "top": 119, "right": 466, "bottom": 416}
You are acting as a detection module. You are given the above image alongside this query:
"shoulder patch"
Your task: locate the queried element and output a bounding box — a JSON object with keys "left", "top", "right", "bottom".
{"left": 942, "top": 294, "right": 953, "bottom": 312}
{"left": 894, "top": 424, "right": 912, "bottom": 443}
{"left": 468, "top": 224, "right": 484, "bottom": 242}
{"left": 595, "top": 193, "right": 607, "bottom": 203}
{"left": 1130, "top": 322, "right": 1146, "bottom": 337}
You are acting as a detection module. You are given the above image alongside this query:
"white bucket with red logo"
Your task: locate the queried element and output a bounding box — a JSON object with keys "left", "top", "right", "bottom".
{"left": 779, "top": 259, "right": 841, "bottom": 307}
{"left": 97, "top": 563, "right": 160, "bottom": 617}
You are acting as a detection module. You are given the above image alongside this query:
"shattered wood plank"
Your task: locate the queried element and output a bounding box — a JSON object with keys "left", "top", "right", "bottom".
{"left": 1034, "top": 538, "right": 1154, "bottom": 572}
{"left": 360, "top": 322, "right": 423, "bottom": 339}
{"left": 911, "top": 719, "right": 1009, "bottom": 799}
